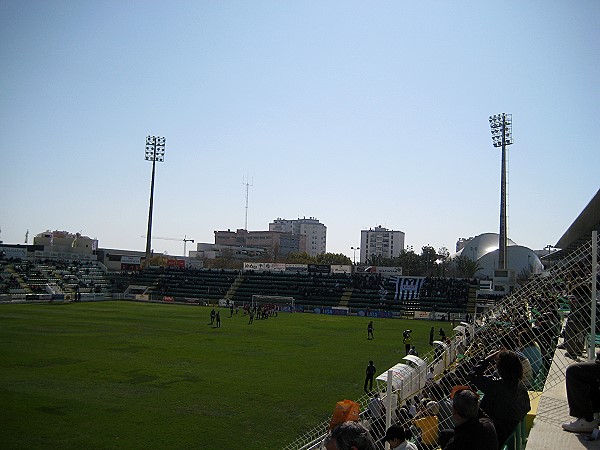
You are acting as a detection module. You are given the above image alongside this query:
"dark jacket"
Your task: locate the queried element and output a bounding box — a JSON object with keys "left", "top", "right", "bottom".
{"left": 468, "top": 359, "right": 530, "bottom": 449}
{"left": 443, "top": 417, "right": 498, "bottom": 450}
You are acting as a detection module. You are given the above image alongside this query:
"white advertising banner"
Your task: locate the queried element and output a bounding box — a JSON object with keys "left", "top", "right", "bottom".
{"left": 121, "top": 256, "right": 141, "bottom": 265}
{"left": 376, "top": 267, "right": 403, "bottom": 277}
{"left": 243, "top": 262, "right": 286, "bottom": 272}
{"left": 330, "top": 265, "right": 351, "bottom": 274}
{"left": 0, "top": 246, "right": 27, "bottom": 259}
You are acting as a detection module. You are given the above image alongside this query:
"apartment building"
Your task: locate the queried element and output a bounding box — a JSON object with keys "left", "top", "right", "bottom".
{"left": 269, "top": 217, "right": 326, "bottom": 256}
{"left": 359, "top": 226, "right": 405, "bottom": 264}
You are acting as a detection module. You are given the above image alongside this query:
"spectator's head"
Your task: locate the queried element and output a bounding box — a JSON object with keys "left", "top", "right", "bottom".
{"left": 496, "top": 350, "right": 523, "bottom": 382}
{"left": 323, "top": 422, "right": 376, "bottom": 450}
{"left": 452, "top": 388, "right": 480, "bottom": 423}
{"left": 426, "top": 400, "right": 439, "bottom": 416}
{"left": 381, "top": 425, "right": 407, "bottom": 448}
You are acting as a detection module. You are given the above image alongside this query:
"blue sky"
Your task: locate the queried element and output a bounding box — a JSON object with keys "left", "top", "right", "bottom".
{"left": 1, "top": 1, "right": 598, "bottom": 258}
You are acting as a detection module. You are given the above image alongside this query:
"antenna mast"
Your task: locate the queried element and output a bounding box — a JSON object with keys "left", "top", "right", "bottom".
{"left": 243, "top": 175, "right": 253, "bottom": 230}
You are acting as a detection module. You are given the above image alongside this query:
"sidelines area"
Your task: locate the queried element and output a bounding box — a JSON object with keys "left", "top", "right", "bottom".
{"left": 285, "top": 233, "right": 599, "bottom": 450}
{"left": 525, "top": 340, "right": 600, "bottom": 450}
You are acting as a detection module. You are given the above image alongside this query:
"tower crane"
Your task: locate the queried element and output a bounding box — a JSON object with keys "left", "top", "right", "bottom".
{"left": 140, "top": 235, "right": 195, "bottom": 256}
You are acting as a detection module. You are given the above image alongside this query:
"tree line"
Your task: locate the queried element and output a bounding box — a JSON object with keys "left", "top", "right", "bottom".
{"left": 203, "top": 245, "right": 483, "bottom": 278}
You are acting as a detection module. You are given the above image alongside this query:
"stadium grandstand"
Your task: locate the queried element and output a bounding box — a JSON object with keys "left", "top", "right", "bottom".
{"left": 0, "top": 189, "right": 598, "bottom": 449}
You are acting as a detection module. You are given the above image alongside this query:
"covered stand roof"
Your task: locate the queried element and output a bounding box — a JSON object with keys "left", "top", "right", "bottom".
{"left": 544, "top": 189, "right": 600, "bottom": 262}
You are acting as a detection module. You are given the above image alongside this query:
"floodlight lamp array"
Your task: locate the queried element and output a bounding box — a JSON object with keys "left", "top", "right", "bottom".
{"left": 145, "top": 135, "right": 166, "bottom": 162}
{"left": 488, "top": 113, "right": 513, "bottom": 148}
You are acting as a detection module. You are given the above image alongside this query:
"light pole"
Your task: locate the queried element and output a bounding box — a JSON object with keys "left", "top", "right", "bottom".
{"left": 144, "top": 136, "right": 166, "bottom": 266}
{"left": 489, "top": 113, "right": 513, "bottom": 270}
{"left": 351, "top": 246, "right": 360, "bottom": 265}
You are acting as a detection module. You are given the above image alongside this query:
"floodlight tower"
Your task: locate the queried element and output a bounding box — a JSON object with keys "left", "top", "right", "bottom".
{"left": 488, "top": 114, "right": 513, "bottom": 270}
{"left": 144, "top": 136, "right": 166, "bottom": 266}
{"left": 351, "top": 246, "right": 360, "bottom": 265}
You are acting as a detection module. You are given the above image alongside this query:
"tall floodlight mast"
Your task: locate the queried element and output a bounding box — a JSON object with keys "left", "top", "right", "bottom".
{"left": 488, "top": 113, "right": 513, "bottom": 270}
{"left": 144, "top": 136, "right": 166, "bottom": 266}
{"left": 243, "top": 176, "right": 253, "bottom": 230}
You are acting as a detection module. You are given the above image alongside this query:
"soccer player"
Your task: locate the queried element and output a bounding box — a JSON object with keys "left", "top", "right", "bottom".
{"left": 364, "top": 360, "right": 376, "bottom": 394}
{"left": 403, "top": 330, "right": 412, "bottom": 355}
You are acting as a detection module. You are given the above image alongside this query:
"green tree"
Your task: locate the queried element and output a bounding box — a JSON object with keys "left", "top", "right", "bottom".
{"left": 421, "top": 245, "right": 438, "bottom": 276}
{"left": 454, "top": 255, "right": 482, "bottom": 278}
{"left": 145, "top": 254, "right": 168, "bottom": 267}
{"left": 315, "top": 252, "right": 352, "bottom": 265}
{"left": 365, "top": 254, "right": 386, "bottom": 266}
{"left": 285, "top": 252, "right": 314, "bottom": 264}
{"left": 517, "top": 264, "right": 534, "bottom": 286}
{"left": 435, "top": 247, "right": 450, "bottom": 277}
{"left": 203, "top": 249, "right": 243, "bottom": 270}
{"left": 396, "top": 248, "right": 420, "bottom": 275}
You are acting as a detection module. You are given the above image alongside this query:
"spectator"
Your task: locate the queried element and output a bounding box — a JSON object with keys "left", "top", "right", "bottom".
{"left": 407, "top": 397, "right": 418, "bottom": 417}
{"left": 380, "top": 425, "right": 417, "bottom": 450}
{"left": 413, "top": 401, "right": 439, "bottom": 450}
{"left": 561, "top": 351, "right": 600, "bottom": 433}
{"left": 564, "top": 285, "right": 592, "bottom": 360}
{"left": 323, "top": 421, "right": 376, "bottom": 450}
{"left": 514, "top": 319, "right": 543, "bottom": 378}
{"left": 468, "top": 350, "right": 530, "bottom": 449}
{"left": 368, "top": 393, "right": 385, "bottom": 420}
{"left": 368, "top": 392, "right": 386, "bottom": 443}
{"left": 396, "top": 406, "right": 413, "bottom": 429}
{"left": 440, "top": 386, "right": 497, "bottom": 450}
{"left": 499, "top": 335, "right": 534, "bottom": 389}
{"left": 427, "top": 381, "right": 453, "bottom": 435}
{"left": 426, "top": 367, "right": 435, "bottom": 384}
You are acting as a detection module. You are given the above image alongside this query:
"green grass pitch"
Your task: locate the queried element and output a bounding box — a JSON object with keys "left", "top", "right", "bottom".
{"left": 0, "top": 301, "right": 454, "bottom": 449}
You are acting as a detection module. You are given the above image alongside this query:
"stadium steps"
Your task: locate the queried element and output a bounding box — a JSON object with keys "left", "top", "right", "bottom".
{"left": 224, "top": 275, "right": 244, "bottom": 301}
{"left": 6, "top": 266, "right": 32, "bottom": 294}
{"left": 338, "top": 287, "right": 353, "bottom": 307}
{"left": 465, "top": 284, "right": 477, "bottom": 314}
{"left": 43, "top": 267, "right": 66, "bottom": 294}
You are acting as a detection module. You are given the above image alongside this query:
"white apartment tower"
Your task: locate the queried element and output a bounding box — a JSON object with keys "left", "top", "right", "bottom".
{"left": 360, "top": 226, "right": 405, "bottom": 264}
{"left": 269, "top": 217, "right": 327, "bottom": 256}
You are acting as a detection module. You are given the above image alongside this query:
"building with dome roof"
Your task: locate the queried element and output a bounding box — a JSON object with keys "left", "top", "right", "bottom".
{"left": 452, "top": 232, "right": 543, "bottom": 287}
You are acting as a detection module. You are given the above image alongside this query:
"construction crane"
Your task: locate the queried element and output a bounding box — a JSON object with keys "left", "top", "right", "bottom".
{"left": 140, "top": 235, "right": 195, "bottom": 256}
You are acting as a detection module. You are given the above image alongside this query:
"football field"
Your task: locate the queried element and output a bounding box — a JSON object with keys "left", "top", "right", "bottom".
{"left": 0, "top": 301, "right": 453, "bottom": 449}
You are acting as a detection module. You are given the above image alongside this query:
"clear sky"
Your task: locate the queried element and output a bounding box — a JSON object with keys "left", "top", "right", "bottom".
{"left": 1, "top": 1, "right": 598, "bottom": 258}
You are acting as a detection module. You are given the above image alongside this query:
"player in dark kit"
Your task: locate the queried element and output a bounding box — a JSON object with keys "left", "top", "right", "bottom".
{"left": 364, "top": 360, "right": 376, "bottom": 394}
{"left": 367, "top": 321, "right": 374, "bottom": 340}
{"left": 403, "top": 330, "right": 412, "bottom": 355}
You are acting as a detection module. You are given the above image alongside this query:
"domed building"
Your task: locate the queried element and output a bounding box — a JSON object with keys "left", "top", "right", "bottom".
{"left": 453, "top": 232, "right": 542, "bottom": 280}
{"left": 477, "top": 245, "right": 543, "bottom": 280}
